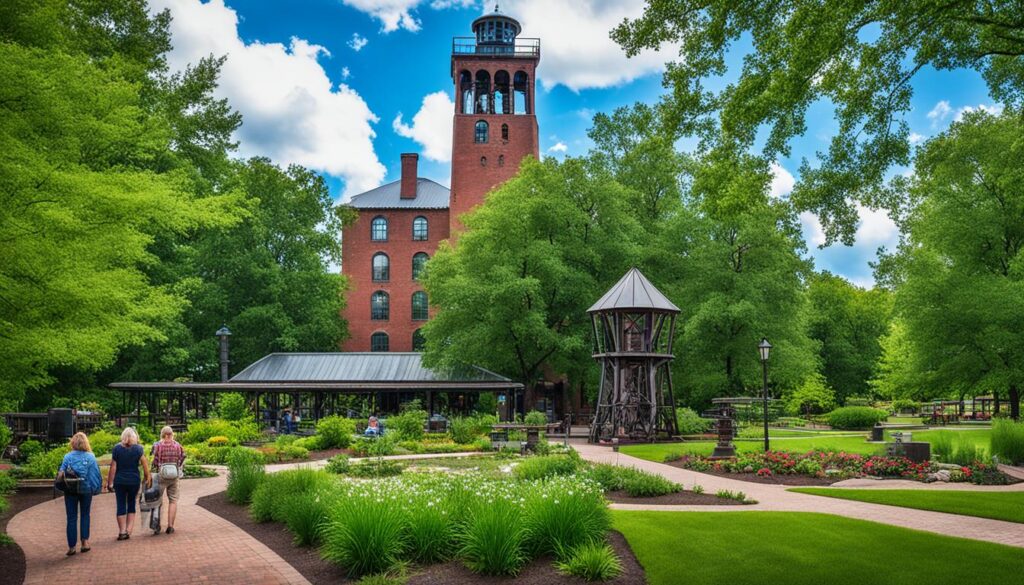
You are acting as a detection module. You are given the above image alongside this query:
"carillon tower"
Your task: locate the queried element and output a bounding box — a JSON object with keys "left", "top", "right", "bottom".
{"left": 449, "top": 5, "right": 540, "bottom": 232}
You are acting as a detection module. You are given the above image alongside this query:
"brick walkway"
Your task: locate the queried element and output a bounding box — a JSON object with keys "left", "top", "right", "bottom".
{"left": 7, "top": 472, "right": 310, "bottom": 585}
{"left": 574, "top": 442, "right": 1024, "bottom": 548}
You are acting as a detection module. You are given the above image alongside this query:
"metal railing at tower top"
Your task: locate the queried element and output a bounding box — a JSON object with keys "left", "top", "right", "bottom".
{"left": 452, "top": 37, "right": 540, "bottom": 58}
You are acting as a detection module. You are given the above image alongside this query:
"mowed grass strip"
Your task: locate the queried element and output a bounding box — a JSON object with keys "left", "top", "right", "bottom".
{"left": 788, "top": 488, "right": 1024, "bottom": 524}
{"left": 612, "top": 511, "right": 1024, "bottom": 585}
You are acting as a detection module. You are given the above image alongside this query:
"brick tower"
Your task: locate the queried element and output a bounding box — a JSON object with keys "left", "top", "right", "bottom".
{"left": 449, "top": 6, "right": 540, "bottom": 232}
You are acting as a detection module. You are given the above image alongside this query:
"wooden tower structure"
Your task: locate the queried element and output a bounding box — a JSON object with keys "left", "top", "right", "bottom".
{"left": 588, "top": 268, "right": 680, "bottom": 443}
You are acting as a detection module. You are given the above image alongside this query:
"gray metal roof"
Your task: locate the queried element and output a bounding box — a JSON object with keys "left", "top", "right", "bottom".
{"left": 587, "top": 268, "right": 680, "bottom": 313}
{"left": 230, "top": 352, "right": 510, "bottom": 383}
{"left": 346, "top": 178, "right": 450, "bottom": 209}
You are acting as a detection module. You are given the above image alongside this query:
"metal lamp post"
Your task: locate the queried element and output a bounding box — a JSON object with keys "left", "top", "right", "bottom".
{"left": 216, "top": 325, "right": 232, "bottom": 383}
{"left": 758, "top": 338, "right": 772, "bottom": 452}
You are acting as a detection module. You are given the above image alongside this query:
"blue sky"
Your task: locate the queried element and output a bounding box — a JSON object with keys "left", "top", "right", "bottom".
{"left": 151, "top": 0, "right": 1002, "bottom": 288}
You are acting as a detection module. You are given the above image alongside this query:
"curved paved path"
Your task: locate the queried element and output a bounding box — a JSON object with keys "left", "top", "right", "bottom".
{"left": 574, "top": 442, "right": 1024, "bottom": 548}
{"left": 8, "top": 472, "right": 310, "bottom": 585}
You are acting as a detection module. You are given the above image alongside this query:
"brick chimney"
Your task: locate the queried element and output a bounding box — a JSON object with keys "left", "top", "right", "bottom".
{"left": 400, "top": 153, "right": 418, "bottom": 199}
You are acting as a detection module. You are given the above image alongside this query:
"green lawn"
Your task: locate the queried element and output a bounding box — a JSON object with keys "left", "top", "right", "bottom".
{"left": 612, "top": 511, "right": 1024, "bottom": 585}
{"left": 621, "top": 427, "right": 994, "bottom": 462}
{"left": 788, "top": 488, "right": 1024, "bottom": 524}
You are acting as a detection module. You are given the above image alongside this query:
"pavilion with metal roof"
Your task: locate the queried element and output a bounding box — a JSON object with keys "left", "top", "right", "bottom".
{"left": 109, "top": 352, "right": 522, "bottom": 429}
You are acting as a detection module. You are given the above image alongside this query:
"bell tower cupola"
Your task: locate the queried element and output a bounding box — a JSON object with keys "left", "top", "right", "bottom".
{"left": 449, "top": 4, "right": 540, "bottom": 233}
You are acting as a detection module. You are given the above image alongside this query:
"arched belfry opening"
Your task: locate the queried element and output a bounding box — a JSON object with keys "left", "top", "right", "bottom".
{"left": 474, "top": 70, "right": 491, "bottom": 114}
{"left": 494, "top": 70, "right": 510, "bottom": 114}
{"left": 589, "top": 268, "right": 680, "bottom": 443}
{"left": 513, "top": 71, "right": 529, "bottom": 114}
{"left": 459, "top": 70, "right": 474, "bottom": 114}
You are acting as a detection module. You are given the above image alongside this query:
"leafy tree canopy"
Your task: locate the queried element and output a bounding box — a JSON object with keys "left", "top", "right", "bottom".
{"left": 613, "top": 0, "right": 1024, "bottom": 245}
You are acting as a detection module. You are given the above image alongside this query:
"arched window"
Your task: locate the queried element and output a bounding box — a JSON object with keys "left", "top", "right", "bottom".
{"left": 412, "top": 291, "right": 429, "bottom": 321}
{"left": 371, "top": 291, "right": 389, "bottom": 321}
{"left": 371, "top": 332, "right": 389, "bottom": 352}
{"left": 412, "top": 329, "right": 426, "bottom": 351}
{"left": 459, "top": 70, "right": 474, "bottom": 115}
{"left": 501, "top": 123, "right": 509, "bottom": 141}
{"left": 372, "top": 253, "right": 389, "bottom": 282}
{"left": 474, "top": 70, "right": 491, "bottom": 114}
{"left": 475, "top": 120, "right": 489, "bottom": 143}
{"left": 412, "top": 252, "right": 429, "bottom": 280}
{"left": 371, "top": 216, "right": 388, "bottom": 241}
{"left": 513, "top": 72, "right": 529, "bottom": 115}
{"left": 498, "top": 154, "right": 505, "bottom": 167}
{"left": 412, "top": 216, "right": 428, "bottom": 241}
{"left": 494, "top": 71, "right": 510, "bottom": 114}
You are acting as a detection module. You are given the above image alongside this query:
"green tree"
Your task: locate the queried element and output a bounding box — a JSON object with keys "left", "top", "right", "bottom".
{"left": 806, "top": 272, "right": 892, "bottom": 404}
{"left": 421, "top": 157, "right": 641, "bottom": 390}
{"left": 785, "top": 372, "right": 836, "bottom": 416}
{"left": 613, "top": 1, "right": 1024, "bottom": 244}
{"left": 894, "top": 110, "right": 1024, "bottom": 419}
{"left": 870, "top": 319, "right": 931, "bottom": 401}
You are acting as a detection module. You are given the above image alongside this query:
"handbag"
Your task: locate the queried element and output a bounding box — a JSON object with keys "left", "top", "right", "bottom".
{"left": 55, "top": 467, "right": 82, "bottom": 494}
{"left": 159, "top": 463, "right": 180, "bottom": 481}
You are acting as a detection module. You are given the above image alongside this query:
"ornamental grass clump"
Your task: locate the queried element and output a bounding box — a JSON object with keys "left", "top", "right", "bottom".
{"left": 522, "top": 475, "right": 609, "bottom": 559}
{"left": 322, "top": 495, "right": 408, "bottom": 577}
{"left": 282, "top": 490, "right": 337, "bottom": 546}
{"left": 459, "top": 497, "right": 529, "bottom": 575}
{"left": 556, "top": 542, "right": 623, "bottom": 582}
{"left": 991, "top": 418, "right": 1024, "bottom": 465}
{"left": 513, "top": 452, "right": 581, "bottom": 481}
{"left": 226, "top": 448, "right": 265, "bottom": 504}
{"left": 620, "top": 469, "right": 681, "bottom": 497}
{"left": 251, "top": 467, "right": 332, "bottom": 523}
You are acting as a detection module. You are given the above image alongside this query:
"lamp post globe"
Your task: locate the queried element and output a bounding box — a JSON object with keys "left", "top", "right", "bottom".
{"left": 758, "top": 338, "right": 771, "bottom": 452}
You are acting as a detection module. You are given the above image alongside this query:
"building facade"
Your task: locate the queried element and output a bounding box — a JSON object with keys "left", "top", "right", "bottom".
{"left": 341, "top": 8, "right": 539, "bottom": 354}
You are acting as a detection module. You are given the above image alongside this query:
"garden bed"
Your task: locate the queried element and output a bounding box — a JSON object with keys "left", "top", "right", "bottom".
{"left": 198, "top": 489, "right": 646, "bottom": 585}
{"left": 604, "top": 489, "right": 746, "bottom": 505}
{"left": 0, "top": 487, "right": 53, "bottom": 585}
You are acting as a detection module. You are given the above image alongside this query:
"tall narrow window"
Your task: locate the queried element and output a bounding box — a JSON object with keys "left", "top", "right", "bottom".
{"left": 372, "top": 253, "right": 390, "bottom": 282}
{"left": 459, "top": 70, "right": 474, "bottom": 114}
{"left": 412, "top": 291, "right": 429, "bottom": 321}
{"left": 412, "top": 252, "right": 429, "bottom": 280}
{"left": 513, "top": 72, "right": 529, "bottom": 115}
{"left": 475, "top": 120, "right": 489, "bottom": 143}
{"left": 475, "top": 70, "right": 491, "bottom": 114}
{"left": 494, "top": 71, "right": 510, "bottom": 114}
{"left": 412, "top": 329, "right": 426, "bottom": 351}
{"left": 412, "top": 216, "right": 428, "bottom": 241}
{"left": 501, "top": 123, "right": 509, "bottom": 140}
{"left": 371, "top": 332, "right": 389, "bottom": 352}
{"left": 371, "top": 291, "right": 389, "bottom": 321}
{"left": 371, "top": 216, "right": 388, "bottom": 241}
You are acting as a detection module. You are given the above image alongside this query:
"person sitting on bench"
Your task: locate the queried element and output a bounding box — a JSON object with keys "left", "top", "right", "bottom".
{"left": 365, "top": 415, "right": 380, "bottom": 436}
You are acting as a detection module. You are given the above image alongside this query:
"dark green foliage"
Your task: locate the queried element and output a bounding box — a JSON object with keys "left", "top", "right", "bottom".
{"left": 0, "top": 422, "right": 11, "bottom": 456}
{"left": 250, "top": 468, "right": 330, "bottom": 523}
{"left": 991, "top": 419, "right": 1024, "bottom": 465}
{"left": 522, "top": 483, "right": 610, "bottom": 559}
{"left": 387, "top": 409, "right": 427, "bottom": 441}
{"left": 459, "top": 499, "right": 528, "bottom": 576}
{"left": 346, "top": 460, "right": 403, "bottom": 478}
{"left": 825, "top": 407, "right": 888, "bottom": 430}
{"left": 226, "top": 449, "right": 265, "bottom": 504}
{"left": 556, "top": 542, "right": 623, "bottom": 582}
{"left": 448, "top": 416, "right": 494, "bottom": 444}
{"left": 218, "top": 393, "right": 248, "bottom": 422}
{"left": 17, "top": 440, "right": 43, "bottom": 460}
{"left": 315, "top": 416, "right": 356, "bottom": 449}
{"left": 513, "top": 453, "right": 581, "bottom": 481}
{"left": 675, "top": 408, "right": 711, "bottom": 435}
{"left": 282, "top": 492, "right": 333, "bottom": 547}
{"left": 324, "top": 454, "right": 351, "bottom": 474}
{"left": 321, "top": 498, "right": 408, "bottom": 577}
{"left": 524, "top": 411, "right": 548, "bottom": 426}
{"left": 585, "top": 464, "right": 681, "bottom": 497}
{"left": 22, "top": 447, "right": 69, "bottom": 479}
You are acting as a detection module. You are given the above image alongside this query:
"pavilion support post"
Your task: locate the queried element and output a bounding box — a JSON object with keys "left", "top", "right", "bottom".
{"left": 427, "top": 391, "right": 434, "bottom": 416}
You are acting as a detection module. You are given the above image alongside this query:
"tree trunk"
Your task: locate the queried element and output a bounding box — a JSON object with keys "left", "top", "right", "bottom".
{"left": 1010, "top": 384, "right": 1020, "bottom": 421}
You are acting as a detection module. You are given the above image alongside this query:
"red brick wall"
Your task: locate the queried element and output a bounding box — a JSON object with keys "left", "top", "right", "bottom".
{"left": 341, "top": 207, "right": 450, "bottom": 352}
{"left": 450, "top": 57, "right": 539, "bottom": 233}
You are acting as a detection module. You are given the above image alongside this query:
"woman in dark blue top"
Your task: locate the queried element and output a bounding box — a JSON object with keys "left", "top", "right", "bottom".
{"left": 106, "top": 427, "right": 152, "bottom": 540}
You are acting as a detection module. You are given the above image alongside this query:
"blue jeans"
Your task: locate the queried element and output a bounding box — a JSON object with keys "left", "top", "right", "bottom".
{"left": 64, "top": 492, "right": 92, "bottom": 548}
{"left": 113, "top": 482, "right": 139, "bottom": 516}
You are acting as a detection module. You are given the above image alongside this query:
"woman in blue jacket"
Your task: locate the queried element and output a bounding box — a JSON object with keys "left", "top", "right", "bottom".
{"left": 57, "top": 432, "right": 102, "bottom": 556}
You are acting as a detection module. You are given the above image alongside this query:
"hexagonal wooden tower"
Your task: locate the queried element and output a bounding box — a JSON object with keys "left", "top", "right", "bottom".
{"left": 588, "top": 268, "right": 680, "bottom": 443}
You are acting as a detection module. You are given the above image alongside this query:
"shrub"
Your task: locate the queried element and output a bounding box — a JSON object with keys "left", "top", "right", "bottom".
{"left": 449, "top": 415, "right": 495, "bottom": 444}
{"left": 991, "top": 418, "right": 1024, "bottom": 465}
{"left": 388, "top": 409, "right": 427, "bottom": 441}
{"left": 316, "top": 416, "right": 356, "bottom": 449}
{"left": 226, "top": 449, "right": 265, "bottom": 504}
{"left": 513, "top": 453, "right": 581, "bottom": 481}
{"left": 325, "top": 454, "right": 351, "bottom": 474}
{"left": 459, "top": 498, "right": 528, "bottom": 575}
{"left": 931, "top": 431, "right": 955, "bottom": 463}
{"left": 406, "top": 497, "right": 455, "bottom": 564}
{"left": 250, "top": 468, "right": 330, "bottom": 523}
{"left": 826, "top": 406, "right": 888, "bottom": 430}
{"left": 352, "top": 434, "right": 397, "bottom": 457}
{"left": 322, "top": 496, "right": 408, "bottom": 576}
{"left": 347, "top": 460, "right": 403, "bottom": 478}
{"left": 556, "top": 542, "right": 623, "bottom": 582}
{"left": 524, "top": 411, "right": 547, "bottom": 426}
{"left": 86, "top": 429, "right": 120, "bottom": 457}
{"left": 18, "top": 439, "right": 43, "bottom": 461}
{"left": 282, "top": 491, "right": 335, "bottom": 546}
{"left": 22, "top": 447, "right": 69, "bottom": 478}
{"left": 291, "top": 435, "right": 325, "bottom": 451}
{"left": 0, "top": 422, "right": 11, "bottom": 456}
{"left": 182, "top": 419, "right": 260, "bottom": 445}
{"left": 0, "top": 471, "right": 16, "bottom": 495}
{"left": 621, "top": 470, "right": 681, "bottom": 497}
{"left": 676, "top": 408, "right": 711, "bottom": 435}
{"left": 218, "top": 393, "right": 249, "bottom": 421}
{"left": 208, "top": 435, "right": 230, "bottom": 447}
{"left": 522, "top": 476, "right": 609, "bottom": 559}
{"left": 890, "top": 398, "right": 919, "bottom": 413}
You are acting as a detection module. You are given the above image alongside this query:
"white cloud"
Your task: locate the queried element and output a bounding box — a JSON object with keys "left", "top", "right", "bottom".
{"left": 927, "top": 100, "right": 951, "bottom": 125}
{"left": 348, "top": 32, "right": 368, "bottom": 51}
{"left": 498, "top": 1, "right": 679, "bottom": 91}
{"left": 908, "top": 132, "right": 925, "bottom": 144}
{"left": 800, "top": 211, "right": 827, "bottom": 248}
{"left": 342, "top": 0, "right": 422, "bottom": 32}
{"left": 955, "top": 103, "right": 1004, "bottom": 122}
{"left": 430, "top": 0, "right": 476, "bottom": 8}
{"left": 392, "top": 91, "right": 455, "bottom": 162}
{"left": 854, "top": 204, "right": 899, "bottom": 247}
{"left": 769, "top": 161, "right": 795, "bottom": 198}
{"left": 152, "top": 0, "right": 386, "bottom": 197}
{"left": 341, "top": 66, "right": 351, "bottom": 79}
{"left": 547, "top": 141, "right": 568, "bottom": 153}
